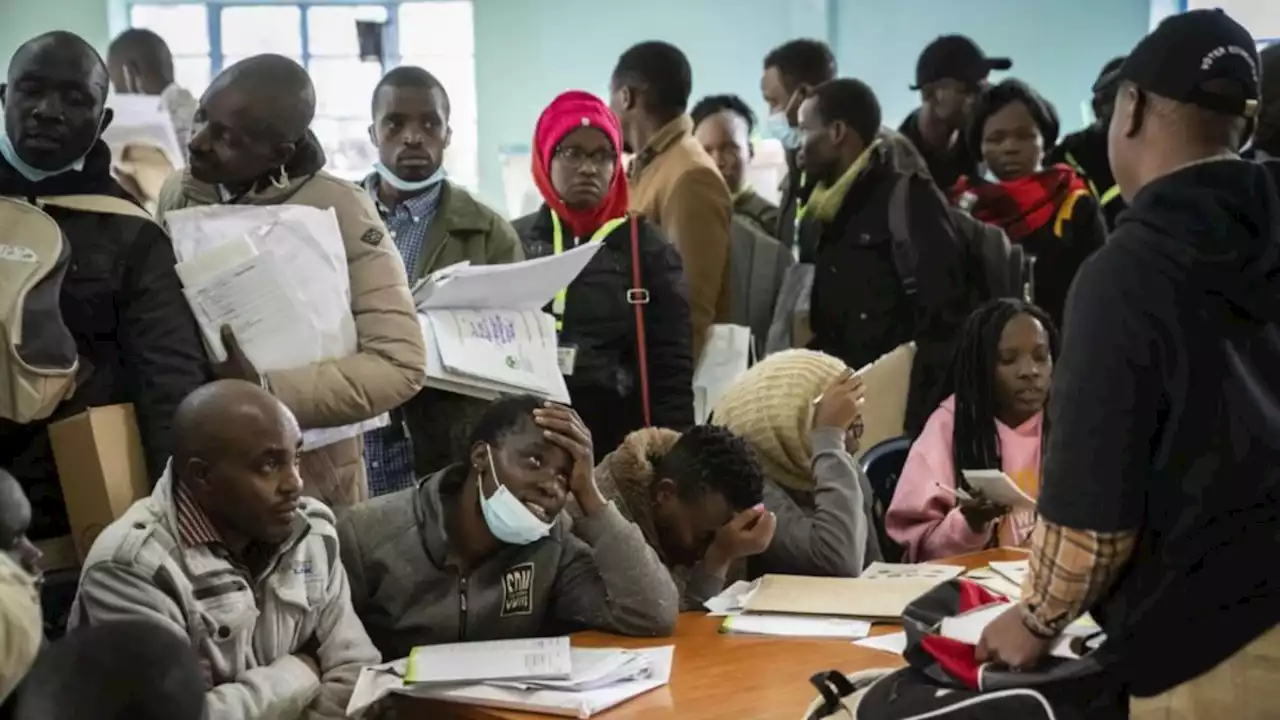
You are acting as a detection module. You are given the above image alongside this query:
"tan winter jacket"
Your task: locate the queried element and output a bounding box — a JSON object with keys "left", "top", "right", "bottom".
{"left": 155, "top": 135, "right": 426, "bottom": 507}
{"left": 0, "top": 553, "right": 41, "bottom": 703}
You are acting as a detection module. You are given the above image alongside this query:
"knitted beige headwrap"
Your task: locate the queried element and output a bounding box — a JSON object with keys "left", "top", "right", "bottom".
{"left": 711, "top": 349, "right": 848, "bottom": 492}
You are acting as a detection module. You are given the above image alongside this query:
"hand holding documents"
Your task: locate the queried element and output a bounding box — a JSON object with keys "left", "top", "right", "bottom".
{"left": 166, "top": 205, "right": 384, "bottom": 450}
{"left": 413, "top": 244, "right": 602, "bottom": 404}
{"left": 346, "top": 642, "right": 673, "bottom": 719}
{"left": 960, "top": 470, "right": 1037, "bottom": 510}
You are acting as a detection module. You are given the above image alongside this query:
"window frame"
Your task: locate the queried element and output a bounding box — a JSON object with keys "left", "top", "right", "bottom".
{"left": 125, "top": 0, "right": 478, "bottom": 184}
{"left": 1181, "top": 0, "right": 1279, "bottom": 45}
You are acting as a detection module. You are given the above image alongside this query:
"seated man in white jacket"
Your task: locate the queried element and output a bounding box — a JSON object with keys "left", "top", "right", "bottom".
{"left": 69, "top": 380, "right": 380, "bottom": 720}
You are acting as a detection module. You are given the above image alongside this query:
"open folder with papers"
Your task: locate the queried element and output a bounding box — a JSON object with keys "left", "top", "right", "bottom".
{"left": 346, "top": 645, "right": 673, "bottom": 719}
{"left": 413, "top": 242, "right": 603, "bottom": 310}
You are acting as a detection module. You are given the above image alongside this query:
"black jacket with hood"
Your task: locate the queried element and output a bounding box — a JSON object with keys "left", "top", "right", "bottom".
{"left": 0, "top": 141, "right": 209, "bottom": 539}
{"left": 1037, "top": 157, "right": 1280, "bottom": 696}
{"left": 798, "top": 132, "right": 970, "bottom": 435}
{"left": 513, "top": 207, "right": 694, "bottom": 457}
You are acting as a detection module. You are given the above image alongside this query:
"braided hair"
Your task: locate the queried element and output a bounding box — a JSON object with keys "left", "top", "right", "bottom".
{"left": 949, "top": 299, "right": 1059, "bottom": 492}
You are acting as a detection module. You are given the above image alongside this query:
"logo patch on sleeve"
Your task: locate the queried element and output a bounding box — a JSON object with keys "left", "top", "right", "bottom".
{"left": 500, "top": 562, "right": 535, "bottom": 616}
{"left": 360, "top": 228, "right": 385, "bottom": 246}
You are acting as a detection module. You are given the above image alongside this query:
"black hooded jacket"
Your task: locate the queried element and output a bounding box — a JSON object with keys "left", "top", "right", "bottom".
{"left": 0, "top": 141, "right": 209, "bottom": 539}
{"left": 1037, "top": 158, "right": 1280, "bottom": 696}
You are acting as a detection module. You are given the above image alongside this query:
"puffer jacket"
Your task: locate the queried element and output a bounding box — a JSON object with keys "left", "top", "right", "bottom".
{"left": 155, "top": 134, "right": 426, "bottom": 507}
{"left": 513, "top": 206, "right": 694, "bottom": 457}
{"left": 587, "top": 427, "right": 736, "bottom": 609}
{"left": 0, "top": 140, "right": 209, "bottom": 540}
{"left": 69, "top": 468, "right": 381, "bottom": 719}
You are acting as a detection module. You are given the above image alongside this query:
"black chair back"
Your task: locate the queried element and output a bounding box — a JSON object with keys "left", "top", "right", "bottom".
{"left": 859, "top": 436, "right": 912, "bottom": 563}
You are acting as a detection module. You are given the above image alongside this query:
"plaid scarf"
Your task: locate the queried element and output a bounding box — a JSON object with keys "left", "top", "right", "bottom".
{"left": 951, "top": 165, "right": 1087, "bottom": 241}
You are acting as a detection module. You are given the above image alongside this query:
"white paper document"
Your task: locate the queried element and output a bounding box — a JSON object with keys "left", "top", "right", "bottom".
{"left": 406, "top": 637, "right": 571, "bottom": 685}
{"left": 419, "top": 311, "right": 571, "bottom": 404}
{"left": 964, "top": 568, "right": 1023, "bottom": 599}
{"left": 938, "top": 603, "right": 1104, "bottom": 660}
{"left": 860, "top": 562, "right": 965, "bottom": 582}
{"left": 702, "top": 579, "right": 760, "bottom": 616}
{"left": 854, "top": 631, "right": 909, "bottom": 655}
{"left": 488, "top": 648, "right": 653, "bottom": 692}
{"left": 103, "top": 93, "right": 186, "bottom": 169}
{"left": 961, "top": 469, "right": 1037, "bottom": 510}
{"left": 721, "top": 613, "right": 872, "bottom": 640}
{"left": 166, "top": 204, "right": 383, "bottom": 451}
{"left": 414, "top": 242, "right": 603, "bottom": 310}
{"left": 346, "top": 645, "right": 674, "bottom": 719}
{"left": 988, "top": 560, "right": 1029, "bottom": 589}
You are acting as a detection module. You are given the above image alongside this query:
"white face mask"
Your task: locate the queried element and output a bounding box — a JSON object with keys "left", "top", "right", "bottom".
{"left": 762, "top": 111, "right": 802, "bottom": 150}
{"left": 479, "top": 444, "right": 554, "bottom": 545}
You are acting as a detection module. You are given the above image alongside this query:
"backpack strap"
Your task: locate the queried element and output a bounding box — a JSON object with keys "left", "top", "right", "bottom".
{"left": 1052, "top": 188, "right": 1089, "bottom": 238}
{"left": 627, "top": 215, "right": 652, "bottom": 427}
{"left": 886, "top": 175, "right": 919, "bottom": 298}
{"left": 39, "top": 195, "right": 154, "bottom": 222}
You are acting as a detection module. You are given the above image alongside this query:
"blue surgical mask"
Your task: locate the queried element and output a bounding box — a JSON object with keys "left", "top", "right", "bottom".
{"left": 0, "top": 131, "right": 88, "bottom": 183}
{"left": 762, "top": 111, "right": 801, "bottom": 150}
{"left": 479, "top": 444, "right": 554, "bottom": 545}
{"left": 373, "top": 161, "right": 447, "bottom": 193}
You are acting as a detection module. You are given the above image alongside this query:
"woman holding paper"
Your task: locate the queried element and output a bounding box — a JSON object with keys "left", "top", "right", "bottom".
{"left": 513, "top": 91, "right": 694, "bottom": 459}
{"left": 886, "top": 299, "right": 1058, "bottom": 561}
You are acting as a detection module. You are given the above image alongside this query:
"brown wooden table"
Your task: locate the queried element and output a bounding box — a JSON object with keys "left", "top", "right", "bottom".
{"left": 393, "top": 548, "right": 1028, "bottom": 720}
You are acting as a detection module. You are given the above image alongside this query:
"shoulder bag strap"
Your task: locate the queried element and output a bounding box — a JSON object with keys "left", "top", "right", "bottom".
{"left": 39, "top": 194, "right": 154, "bottom": 222}
{"left": 627, "top": 214, "right": 652, "bottom": 427}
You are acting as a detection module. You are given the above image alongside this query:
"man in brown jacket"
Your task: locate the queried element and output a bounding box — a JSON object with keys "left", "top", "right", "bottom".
{"left": 610, "top": 41, "right": 732, "bottom": 360}
{"left": 156, "top": 55, "right": 426, "bottom": 508}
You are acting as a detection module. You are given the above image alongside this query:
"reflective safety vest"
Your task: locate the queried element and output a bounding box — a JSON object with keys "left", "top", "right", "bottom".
{"left": 549, "top": 212, "right": 630, "bottom": 329}
{"left": 1063, "top": 151, "right": 1121, "bottom": 209}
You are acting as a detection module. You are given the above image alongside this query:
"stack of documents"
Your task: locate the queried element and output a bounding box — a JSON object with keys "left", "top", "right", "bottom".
{"left": 412, "top": 243, "right": 602, "bottom": 404}
{"left": 706, "top": 564, "right": 964, "bottom": 640}
{"left": 347, "top": 637, "right": 672, "bottom": 719}
{"left": 103, "top": 93, "right": 186, "bottom": 170}
{"left": 165, "top": 205, "right": 386, "bottom": 451}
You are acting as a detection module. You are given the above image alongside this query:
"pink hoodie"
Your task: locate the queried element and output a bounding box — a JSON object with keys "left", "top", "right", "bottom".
{"left": 885, "top": 396, "right": 1043, "bottom": 562}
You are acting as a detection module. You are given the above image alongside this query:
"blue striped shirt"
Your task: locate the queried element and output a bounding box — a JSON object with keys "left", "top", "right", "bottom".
{"left": 361, "top": 172, "right": 445, "bottom": 497}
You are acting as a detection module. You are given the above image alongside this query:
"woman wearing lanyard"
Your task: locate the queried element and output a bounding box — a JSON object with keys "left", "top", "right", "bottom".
{"left": 513, "top": 91, "right": 694, "bottom": 460}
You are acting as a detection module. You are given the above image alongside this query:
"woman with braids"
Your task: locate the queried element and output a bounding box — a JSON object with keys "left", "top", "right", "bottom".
{"left": 885, "top": 299, "right": 1058, "bottom": 561}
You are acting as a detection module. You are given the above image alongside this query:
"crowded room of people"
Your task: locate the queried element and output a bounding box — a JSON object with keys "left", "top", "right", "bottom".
{"left": 0, "top": 0, "right": 1277, "bottom": 718}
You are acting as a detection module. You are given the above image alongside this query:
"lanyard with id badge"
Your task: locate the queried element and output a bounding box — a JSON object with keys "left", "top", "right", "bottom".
{"left": 549, "top": 212, "right": 629, "bottom": 377}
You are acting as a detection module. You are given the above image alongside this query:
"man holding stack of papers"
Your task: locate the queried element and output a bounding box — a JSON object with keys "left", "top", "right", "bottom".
{"left": 156, "top": 55, "right": 425, "bottom": 508}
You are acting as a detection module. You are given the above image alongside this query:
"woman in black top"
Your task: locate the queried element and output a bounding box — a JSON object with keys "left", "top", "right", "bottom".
{"left": 512, "top": 91, "right": 694, "bottom": 458}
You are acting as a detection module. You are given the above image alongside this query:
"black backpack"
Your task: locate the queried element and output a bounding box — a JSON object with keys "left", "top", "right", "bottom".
{"left": 887, "top": 176, "right": 1029, "bottom": 308}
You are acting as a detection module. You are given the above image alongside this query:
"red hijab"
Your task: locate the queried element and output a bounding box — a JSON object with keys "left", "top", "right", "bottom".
{"left": 531, "top": 90, "right": 629, "bottom": 240}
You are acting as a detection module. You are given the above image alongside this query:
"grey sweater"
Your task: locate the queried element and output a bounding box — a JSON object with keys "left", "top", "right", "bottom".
{"left": 753, "top": 428, "right": 882, "bottom": 577}
{"left": 336, "top": 466, "right": 679, "bottom": 660}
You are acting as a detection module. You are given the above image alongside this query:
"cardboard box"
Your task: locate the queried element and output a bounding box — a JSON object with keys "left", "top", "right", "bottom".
{"left": 47, "top": 404, "right": 150, "bottom": 562}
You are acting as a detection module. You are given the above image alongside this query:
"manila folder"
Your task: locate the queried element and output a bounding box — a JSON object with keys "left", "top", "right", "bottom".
{"left": 744, "top": 574, "right": 943, "bottom": 621}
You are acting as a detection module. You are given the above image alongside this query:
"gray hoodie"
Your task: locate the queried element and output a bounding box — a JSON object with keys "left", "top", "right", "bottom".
{"left": 336, "top": 465, "right": 679, "bottom": 660}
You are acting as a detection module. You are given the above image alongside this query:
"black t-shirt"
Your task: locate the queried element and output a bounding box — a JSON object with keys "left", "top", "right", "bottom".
{"left": 898, "top": 110, "right": 979, "bottom": 193}
{"left": 1036, "top": 159, "right": 1280, "bottom": 697}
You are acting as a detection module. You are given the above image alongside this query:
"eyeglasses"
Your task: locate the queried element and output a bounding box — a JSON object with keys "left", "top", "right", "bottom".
{"left": 554, "top": 146, "right": 618, "bottom": 169}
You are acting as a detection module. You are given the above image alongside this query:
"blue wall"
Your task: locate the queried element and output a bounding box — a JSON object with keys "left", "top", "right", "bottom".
{"left": 0, "top": 0, "right": 1156, "bottom": 208}
{"left": 472, "top": 0, "right": 1153, "bottom": 206}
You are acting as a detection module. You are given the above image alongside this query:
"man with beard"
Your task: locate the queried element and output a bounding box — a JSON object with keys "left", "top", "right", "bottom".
{"left": 361, "top": 66, "right": 522, "bottom": 495}
{"left": 0, "top": 32, "right": 208, "bottom": 544}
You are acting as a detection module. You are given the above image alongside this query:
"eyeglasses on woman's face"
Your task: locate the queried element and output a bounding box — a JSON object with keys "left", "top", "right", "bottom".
{"left": 554, "top": 146, "right": 618, "bottom": 170}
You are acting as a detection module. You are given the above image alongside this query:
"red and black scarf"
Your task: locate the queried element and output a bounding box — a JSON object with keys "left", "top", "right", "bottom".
{"left": 951, "top": 165, "right": 1087, "bottom": 242}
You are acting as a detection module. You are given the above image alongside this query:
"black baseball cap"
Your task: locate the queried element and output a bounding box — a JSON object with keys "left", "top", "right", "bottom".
{"left": 912, "top": 35, "right": 1012, "bottom": 90}
{"left": 1117, "top": 9, "right": 1260, "bottom": 118}
{"left": 1091, "top": 56, "right": 1126, "bottom": 94}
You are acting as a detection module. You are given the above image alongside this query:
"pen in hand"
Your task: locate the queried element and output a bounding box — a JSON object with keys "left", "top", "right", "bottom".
{"left": 935, "top": 482, "right": 974, "bottom": 502}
